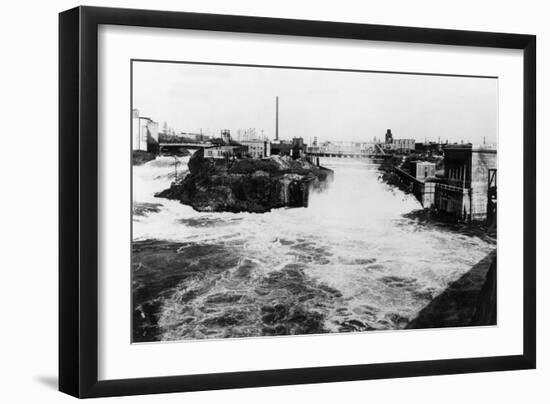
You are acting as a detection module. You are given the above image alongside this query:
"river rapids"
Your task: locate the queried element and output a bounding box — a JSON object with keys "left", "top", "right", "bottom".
{"left": 132, "top": 155, "right": 495, "bottom": 342}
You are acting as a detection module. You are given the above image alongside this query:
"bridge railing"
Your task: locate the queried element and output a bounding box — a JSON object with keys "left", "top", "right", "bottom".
{"left": 306, "top": 151, "right": 389, "bottom": 158}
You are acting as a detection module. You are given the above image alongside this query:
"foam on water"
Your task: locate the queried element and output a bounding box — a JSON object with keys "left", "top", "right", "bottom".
{"left": 132, "top": 156, "right": 495, "bottom": 340}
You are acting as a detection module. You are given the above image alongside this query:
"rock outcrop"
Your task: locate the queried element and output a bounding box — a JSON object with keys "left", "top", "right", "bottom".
{"left": 155, "top": 151, "right": 333, "bottom": 213}
{"left": 132, "top": 150, "right": 156, "bottom": 166}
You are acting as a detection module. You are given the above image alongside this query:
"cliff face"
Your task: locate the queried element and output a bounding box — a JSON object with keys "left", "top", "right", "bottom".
{"left": 155, "top": 151, "right": 333, "bottom": 213}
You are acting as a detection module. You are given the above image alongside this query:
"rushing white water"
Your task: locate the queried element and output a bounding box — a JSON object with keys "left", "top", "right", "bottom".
{"left": 132, "top": 156, "right": 495, "bottom": 340}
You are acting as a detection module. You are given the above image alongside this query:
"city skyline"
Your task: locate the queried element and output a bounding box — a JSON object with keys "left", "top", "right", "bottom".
{"left": 132, "top": 61, "right": 498, "bottom": 145}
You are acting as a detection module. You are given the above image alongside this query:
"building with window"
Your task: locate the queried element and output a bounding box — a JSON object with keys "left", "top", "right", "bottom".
{"left": 132, "top": 109, "right": 159, "bottom": 152}
{"left": 410, "top": 161, "right": 436, "bottom": 180}
{"left": 434, "top": 144, "right": 497, "bottom": 221}
{"left": 383, "top": 129, "right": 415, "bottom": 153}
{"left": 388, "top": 138, "right": 416, "bottom": 152}
{"left": 240, "top": 140, "right": 271, "bottom": 159}
{"left": 204, "top": 145, "right": 242, "bottom": 160}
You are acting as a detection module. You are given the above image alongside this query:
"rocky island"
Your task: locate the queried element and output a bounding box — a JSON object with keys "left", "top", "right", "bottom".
{"left": 155, "top": 151, "right": 333, "bottom": 213}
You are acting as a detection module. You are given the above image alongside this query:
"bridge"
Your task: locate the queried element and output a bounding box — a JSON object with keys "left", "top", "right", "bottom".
{"left": 306, "top": 151, "right": 390, "bottom": 160}
{"left": 158, "top": 142, "right": 212, "bottom": 154}
{"left": 306, "top": 143, "right": 388, "bottom": 159}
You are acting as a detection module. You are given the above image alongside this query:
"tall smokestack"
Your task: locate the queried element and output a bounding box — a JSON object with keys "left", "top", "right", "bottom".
{"left": 275, "top": 96, "right": 279, "bottom": 141}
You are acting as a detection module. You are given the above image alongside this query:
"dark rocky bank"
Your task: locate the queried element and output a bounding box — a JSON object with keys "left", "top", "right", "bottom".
{"left": 132, "top": 150, "right": 157, "bottom": 166}
{"left": 155, "top": 151, "right": 333, "bottom": 213}
{"left": 402, "top": 208, "right": 497, "bottom": 242}
{"left": 406, "top": 251, "right": 497, "bottom": 329}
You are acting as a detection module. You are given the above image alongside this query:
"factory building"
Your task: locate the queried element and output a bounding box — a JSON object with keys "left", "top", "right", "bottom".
{"left": 434, "top": 144, "right": 497, "bottom": 222}
{"left": 240, "top": 140, "right": 271, "bottom": 159}
{"left": 132, "top": 109, "right": 159, "bottom": 152}
{"left": 410, "top": 161, "right": 436, "bottom": 180}
{"left": 204, "top": 145, "right": 243, "bottom": 160}
{"left": 384, "top": 129, "right": 415, "bottom": 153}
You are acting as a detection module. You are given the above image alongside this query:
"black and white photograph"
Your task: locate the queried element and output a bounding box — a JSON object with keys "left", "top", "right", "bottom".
{"left": 131, "top": 61, "right": 498, "bottom": 343}
{"left": 1, "top": 0, "right": 545, "bottom": 401}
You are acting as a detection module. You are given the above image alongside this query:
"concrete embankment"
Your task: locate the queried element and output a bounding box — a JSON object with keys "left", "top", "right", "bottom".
{"left": 378, "top": 162, "right": 437, "bottom": 208}
{"left": 406, "top": 250, "right": 497, "bottom": 329}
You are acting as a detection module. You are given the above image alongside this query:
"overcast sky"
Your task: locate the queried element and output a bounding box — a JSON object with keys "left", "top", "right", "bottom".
{"left": 132, "top": 61, "right": 498, "bottom": 145}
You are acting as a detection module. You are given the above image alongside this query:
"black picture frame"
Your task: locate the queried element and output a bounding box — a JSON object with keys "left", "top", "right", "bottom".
{"left": 59, "top": 6, "right": 536, "bottom": 398}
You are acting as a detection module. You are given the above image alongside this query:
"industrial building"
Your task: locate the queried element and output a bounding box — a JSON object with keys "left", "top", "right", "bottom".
{"left": 290, "top": 137, "right": 307, "bottom": 159}
{"left": 271, "top": 137, "right": 307, "bottom": 158}
{"left": 203, "top": 145, "right": 243, "bottom": 160}
{"left": 240, "top": 140, "right": 271, "bottom": 159}
{"left": 434, "top": 144, "right": 497, "bottom": 222}
{"left": 410, "top": 161, "right": 436, "bottom": 180}
{"left": 384, "top": 129, "right": 415, "bottom": 153}
{"left": 270, "top": 140, "right": 292, "bottom": 156}
{"left": 415, "top": 141, "right": 444, "bottom": 153}
{"left": 132, "top": 109, "right": 159, "bottom": 152}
